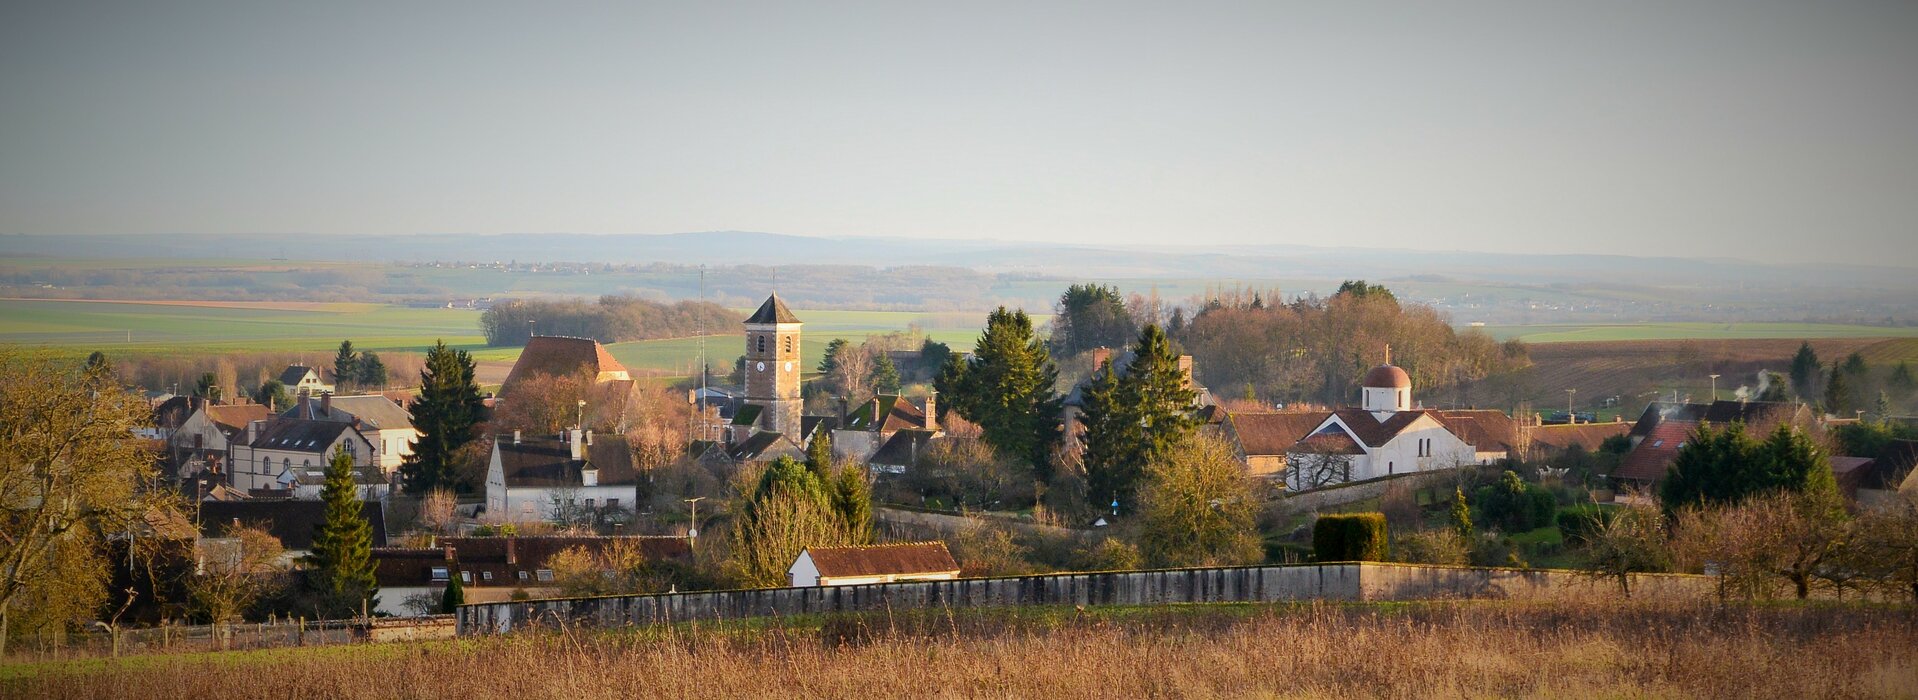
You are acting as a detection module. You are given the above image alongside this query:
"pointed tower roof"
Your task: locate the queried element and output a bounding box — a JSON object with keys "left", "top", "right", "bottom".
{"left": 745, "top": 294, "right": 801, "bottom": 324}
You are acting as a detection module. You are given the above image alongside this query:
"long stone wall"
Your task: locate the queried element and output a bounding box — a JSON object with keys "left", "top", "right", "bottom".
{"left": 457, "top": 563, "right": 1711, "bottom": 635}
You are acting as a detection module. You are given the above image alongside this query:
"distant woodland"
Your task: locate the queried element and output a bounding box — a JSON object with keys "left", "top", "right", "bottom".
{"left": 478, "top": 296, "right": 739, "bottom": 346}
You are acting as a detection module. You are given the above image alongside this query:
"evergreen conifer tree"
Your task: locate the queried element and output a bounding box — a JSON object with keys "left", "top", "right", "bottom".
{"left": 1079, "top": 324, "right": 1197, "bottom": 513}
{"left": 1826, "top": 364, "right": 1852, "bottom": 415}
{"left": 829, "top": 465, "right": 875, "bottom": 544}
{"left": 1789, "top": 342, "right": 1821, "bottom": 399}
{"left": 819, "top": 338, "right": 848, "bottom": 375}
{"left": 1451, "top": 486, "right": 1474, "bottom": 540}
{"left": 356, "top": 352, "right": 387, "bottom": 388}
{"left": 307, "top": 448, "right": 378, "bottom": 617}
{"left": 440, "top": 570, "right": 465, "bottom": 613}
{"left": 333, "top": 340, "right": 358, "bottom": 390}
{"left": 805, "top": 431, "right": 833, "bottom": 478}
{"left": 870, "top": 352, "right": 901, "bottom": 394}
{"left": 401, "top": 340, "right": 486, "bottom": 494}
{"left": 1890, "top": 361, "right": 1916, "bottom": 397}
{"left": 942, "top": 307, "right": 1063, "bottom": 483}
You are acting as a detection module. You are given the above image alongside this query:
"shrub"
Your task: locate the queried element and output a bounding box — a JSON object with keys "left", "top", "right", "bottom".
{"left": 1393, "top": 529, "right": 1468, "bottom": 565}
{"left": 1312, "top": 513, "right": 1389, "bottom": 562}
{"left": 1473, "top": 471, "right": 1556, "bottom": 533}
{"left": 1557, "top": 506, "right": 1619, "bottom": 547}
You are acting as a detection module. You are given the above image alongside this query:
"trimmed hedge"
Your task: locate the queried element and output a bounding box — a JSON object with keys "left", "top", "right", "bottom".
{"left": 1555, "top": 505, "right": 1619, "bottom": 547}
{"left": 1313, "top": 512, "right": 1390, "bottom": 562}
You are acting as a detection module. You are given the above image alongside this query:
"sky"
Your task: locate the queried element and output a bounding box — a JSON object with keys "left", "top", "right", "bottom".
{"left": 2, "top": 1, "right": 1915, "bottom": 265}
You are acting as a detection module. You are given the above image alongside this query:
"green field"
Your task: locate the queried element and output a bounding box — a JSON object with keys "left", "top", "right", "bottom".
{"left": 0, "top": 299, "right": 1010, "bottom": 376}
{"left": 0, "top": 299, "right": 487, "bottom": 352}
{"left": 1476, "top": 322, "right": 1918, "bottom": 343}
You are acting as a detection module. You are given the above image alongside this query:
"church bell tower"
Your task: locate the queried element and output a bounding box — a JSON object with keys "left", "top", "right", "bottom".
{"left": 742, "top": 293, "right": 803, "bottom": 435}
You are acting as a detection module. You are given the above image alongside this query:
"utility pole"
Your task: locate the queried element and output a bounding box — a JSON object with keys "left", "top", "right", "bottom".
{"left": 1565, "top": 388, "right": 1577, "bottom": 423}
{"left": 697, "top": 266, "right": 706, "bottom": 444}
{"left": 684, "top": 496, "right": 706, "bottom": 538}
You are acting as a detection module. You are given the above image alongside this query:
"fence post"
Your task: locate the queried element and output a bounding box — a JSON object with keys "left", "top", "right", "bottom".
{"left": 297, "top": 617, "right": 305, "bottom": 646}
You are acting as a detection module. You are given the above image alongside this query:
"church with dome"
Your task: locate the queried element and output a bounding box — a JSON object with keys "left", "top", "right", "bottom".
{"left": 1219, "top": 348, "right": 1519, "bottom": 492}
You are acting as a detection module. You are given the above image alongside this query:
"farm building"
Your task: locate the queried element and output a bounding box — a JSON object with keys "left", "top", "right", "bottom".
{"left": 788, "top": 541, "right": 960, "bottom": 588}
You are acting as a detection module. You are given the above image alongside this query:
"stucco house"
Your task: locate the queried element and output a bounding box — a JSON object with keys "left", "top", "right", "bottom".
{"left": 484, "top": 429, "right": 641, "bottom": 524}
{"left": 280, "top": 393, "right": 419, "bottom": 472}
{"left": 788, "top": 541, "right": 960, "bottom": 587}
{"left": 278, "top": 365, "right": 334, "bottom": 397}
{"left": 229, "top": 418, "right": 383, "bottom": 498}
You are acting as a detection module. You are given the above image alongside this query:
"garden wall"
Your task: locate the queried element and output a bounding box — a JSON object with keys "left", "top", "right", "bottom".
{"left": 458, "top": 563, "right": 1711, "bottom": 635}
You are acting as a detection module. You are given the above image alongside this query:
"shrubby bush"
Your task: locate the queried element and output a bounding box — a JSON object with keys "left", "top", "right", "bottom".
{"left": 1473, "top": 471, "right": 1556, "bottom": 533}
{"left": 1312, "top": 513, "right": 1389, "bottom": 562}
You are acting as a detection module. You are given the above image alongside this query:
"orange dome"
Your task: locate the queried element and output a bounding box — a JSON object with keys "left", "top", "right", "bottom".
{"left": 1363, "top": 364, "right": 1411, "bottom": 389}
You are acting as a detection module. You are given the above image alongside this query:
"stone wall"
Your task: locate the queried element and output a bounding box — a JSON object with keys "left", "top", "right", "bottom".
{"left": 458, "top": 563, "right": 1711, "bottom": 635}
{"left": 1275, "top": 469, "right": 1462, "bottom": 514}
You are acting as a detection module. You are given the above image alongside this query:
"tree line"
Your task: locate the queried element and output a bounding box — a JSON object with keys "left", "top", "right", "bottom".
{"left": 479, "top": 295, "right": 739, "bottom": 346}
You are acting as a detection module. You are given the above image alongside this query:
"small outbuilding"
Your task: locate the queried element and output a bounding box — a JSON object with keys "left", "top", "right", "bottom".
{"left": 787, "top": 541, "right": 961, "bottom": 588}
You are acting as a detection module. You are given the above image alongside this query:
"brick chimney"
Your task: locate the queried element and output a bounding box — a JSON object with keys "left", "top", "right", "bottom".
{"left": 320, "top": 391, "right": 332, "bottom": 417}
{"left": 512, "top": 430, "right": 521, "bottom": 445}
{"left": 1178, "top": 355, "right": 1195, "bottom": 388}
{"left": 443, "top": 541, "right": 455, "bottom": 562}
{"left": 299, "top": 394, "right": 312, "bottom": 418}
{"left": 1090, "top": 347, "right": 1112, "bottom": 371}
{"left": 568, "top": 428, "right": 583, "bottom": 461}
{"left": 505, "top": 537, "right": 517, "bottom": 566}
{"left": 584, "top": 429, "right": 594, "bottom": 447}
{"left": 923, "top": 390, "right": 938, "bottom": 432}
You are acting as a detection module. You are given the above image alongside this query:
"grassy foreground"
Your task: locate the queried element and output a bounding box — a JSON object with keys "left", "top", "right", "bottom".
{"left": 6, "top": 601, "right": 1914, "bottom": 698}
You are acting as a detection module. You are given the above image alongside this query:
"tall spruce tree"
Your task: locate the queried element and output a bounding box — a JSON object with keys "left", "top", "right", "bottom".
{"left": 333, "top": 340, "right": 358, "bottom": 390}
{"left": 818, "top": 338, "right": 848, "bottom": 375}
{"left": 1826, "top": 364, "right": 1853, "bottom": 415}
{"left": 356, "top": 352, "right": 387, "bottom": 388}
{"left": 307, "top": 448, "right": 378, "bottom": 617}
{"left": 439, "top": 570, "right": 465, "bottom": 613}
{"left": 401, "top": 340, "right": 486, "bottom": 494}
{"left": 805, "top": 430, "right": 834, "bottom": 478}
{"left": 1079, "top": 324, "right": 1199, "bottom": 513}
{"left": 1789, "top": 342, "right": 1821, "bottom": 400}
{"left": 870, "top": 351, "right": 901, "bottom": 394}
{"left": 942, "top": 307, "right": 1064, "bottom": 483}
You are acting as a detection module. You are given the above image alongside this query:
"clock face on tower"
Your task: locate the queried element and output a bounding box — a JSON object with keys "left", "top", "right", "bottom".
{"left": 756, "top": 361, "right": 766, "bottom": 372}
{"left": 784, "top": 361, "right": 793, "bottom": 372}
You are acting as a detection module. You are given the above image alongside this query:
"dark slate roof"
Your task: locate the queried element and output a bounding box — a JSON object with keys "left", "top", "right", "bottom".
{"left": 1629, "top": 400, "right": 1809, "bottom": 439}
{"left": 1830, "top": 456, "right": 1878, "bottom": 499}
{"left": 727, "top": 431, "right": 798, "bottom": 462}
{"left": 250, "top": 419, "right": 359, "bottom": 454}
{"left": 495, "top": 433, "right": 640, "bottom": 488}
{"left": 1615, "top": 420, "right": 1697, "bottom": 484}
{"left": 373, "top": 536, "right": 692, "bottom": 588}
{"left": 799, "top": 415, "right": 840, "bottom": 443}
{"left": 744, "top": 294, "right": 801, "bottom": 324}
{"left": 1228, "top": 412, "right": 1331, "bottom": 457}
{"left": 803, "top": 541, "right": 959, "bottom": 578}
{"left": 198, "top": 499, "right": 388, "bottom": 550}
{"left": 281, "top": 395, "right": 414, "bottom": 431}
{"left": 870, "top": 429, "right": 937, "bottom": 466}
{"left": 279, "top": 365, "right": 318, "bottom": 386}
{"left": 1866, "top": 440, "right": 1918, "bottom": 491}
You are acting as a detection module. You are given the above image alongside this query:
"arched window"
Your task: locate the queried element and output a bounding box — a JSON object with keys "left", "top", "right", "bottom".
{"left": 282, "top": 458, "right": 291, "bottom": 472}
{"left": 262, "top": 456, "right": 270, "bottom": 473}
{"left": 784, "top": 336, "right": 794, "bottom": 353}
{"left": 756, "top": 334, "right": 766, "bottom": 353}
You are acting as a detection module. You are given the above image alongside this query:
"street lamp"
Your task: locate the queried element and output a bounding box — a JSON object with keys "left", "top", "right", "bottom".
{"left": 575, "top": 399, "right": 586, "bottom": 430}
{"left": 1565, "top": 388, "right": 1578, "bottom": 423}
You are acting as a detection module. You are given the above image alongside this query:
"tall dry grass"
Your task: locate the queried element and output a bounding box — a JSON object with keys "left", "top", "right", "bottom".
{"left": 8, "top": 601, "right": 1916, "bottom": 699}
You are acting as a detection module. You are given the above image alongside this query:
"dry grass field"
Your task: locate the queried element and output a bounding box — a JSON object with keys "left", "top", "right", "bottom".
{"left": 6, "top": 601, "right": 1914, "bottom": 699}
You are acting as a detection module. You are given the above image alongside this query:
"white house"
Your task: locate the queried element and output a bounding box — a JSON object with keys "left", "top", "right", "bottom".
{"left": 279, "top": 365, "right": 334, "bottom": 397}
{"left": 1281, "top": 361, "right": 1516, "bottom": 491}
{"left": 788, "top": 541, "right": 961, "bottom": 587}
{"left": 165, "top": 400, "right": 270, "bottom": 479}
{"left": 484, "top": 429, "right": 641, "bottom": 524}
{"left": 229, "top": 418, "right": 380, "bottom": 497}
{"left": 280, "top": 393, "right": 420, "bottom": 473}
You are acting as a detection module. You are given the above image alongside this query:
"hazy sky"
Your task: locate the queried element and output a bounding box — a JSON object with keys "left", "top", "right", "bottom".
{"left": 3, "top": 1, "right": 1915, "bottom": 264}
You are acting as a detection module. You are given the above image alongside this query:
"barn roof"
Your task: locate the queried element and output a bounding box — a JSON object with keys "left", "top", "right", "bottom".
{"left": 801, "top": 541, "right": 959, "bottom": 578}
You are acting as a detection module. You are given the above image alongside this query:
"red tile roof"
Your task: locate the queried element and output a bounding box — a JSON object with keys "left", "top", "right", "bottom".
{"left": 502, "top": 336, "right": 629, "bottom": 394}
{"left": 1615, "top": 420, "right": 1697, "bottom": 484}
{"left": 803, "top": 541, "right": 960, "bottom": 578}
{"left": 1527, "top": 421, "right": 1631, "bottom": 453}
{"left": 1228, "top": 411, "right": 1331, "bottom": 456}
